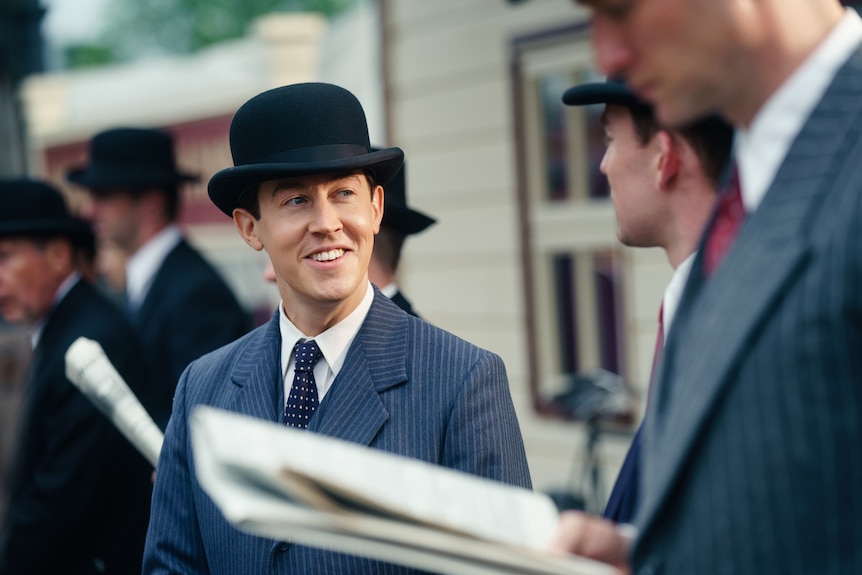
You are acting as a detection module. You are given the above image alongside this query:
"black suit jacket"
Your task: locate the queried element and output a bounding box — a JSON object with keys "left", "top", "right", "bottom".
{"left": 132, "top": 239, "right": 249, "bottom": 429}
{"left": 0, "top": 279, "right": 154, "bottom": 575}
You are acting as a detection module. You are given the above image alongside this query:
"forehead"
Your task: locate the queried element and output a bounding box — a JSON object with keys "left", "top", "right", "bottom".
{"left": 259, "top": 171, "right": 370, "bottom": 197}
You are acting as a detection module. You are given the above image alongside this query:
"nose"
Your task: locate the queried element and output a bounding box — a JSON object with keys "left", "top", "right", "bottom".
{"left": 309, "top": 198, "right": 342, "bottom": 235}
{"left": 591, "top": 15, "right": 633, "bottom": 77}
{"left": 599, "top": 147, "right": 610, "bottom": 175}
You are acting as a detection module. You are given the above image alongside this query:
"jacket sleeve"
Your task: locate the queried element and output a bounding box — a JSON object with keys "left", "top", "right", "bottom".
{"left": 441, "top": 351, "right": 533, "bottom": 489}
{"left": 143, "top": 366, "right": 209, "bottom": 575}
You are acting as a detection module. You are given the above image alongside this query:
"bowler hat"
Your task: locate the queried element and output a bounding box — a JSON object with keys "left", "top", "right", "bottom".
{"left": 0, "top": 178, "right": 93, "bottom": 246}
{"left": 67, "top": 127, "right": 198, "bottom": 190}
{"left": 208, "top": 83, "right": 404, "bottom": 216}
{"left": 562, "top": 77, "right": 650, "bottom": 109}
{"left": 372, "top": 148, "right": 435, "bottom": 236}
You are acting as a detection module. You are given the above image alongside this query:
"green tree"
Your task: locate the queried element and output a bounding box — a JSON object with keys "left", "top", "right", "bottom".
{"left": 68, "top": 0, "right": 355, "bottom": 67}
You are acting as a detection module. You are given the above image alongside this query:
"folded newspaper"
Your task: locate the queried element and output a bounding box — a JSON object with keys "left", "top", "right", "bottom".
{"left": 190, "top": 406, "right": 618, "bottom": 575}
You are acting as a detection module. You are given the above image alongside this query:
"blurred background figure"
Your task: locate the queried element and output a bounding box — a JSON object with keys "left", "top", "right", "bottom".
{"left": 0, "top": 178, "right": 153, "bottom": 575}
{"left": 67, "top": 127, "right": 250, "bottom": 429}
{"left": 366, "top": 150, "right": 435, "bottom": 317}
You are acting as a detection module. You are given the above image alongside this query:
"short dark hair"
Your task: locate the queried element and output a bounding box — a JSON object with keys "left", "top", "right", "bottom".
{"left": 625, "top": 106, "right": 733, "bottom": 186}
{"left": 373, "top": 226, "right": 407, "bottom": 274}
{"left": 238, "top": 170, "right": 379, "bottom": 220}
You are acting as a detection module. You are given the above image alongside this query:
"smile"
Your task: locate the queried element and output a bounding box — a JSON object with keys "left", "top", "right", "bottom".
{"left": 310, "top": 249, "right": 345, "bottom": 262}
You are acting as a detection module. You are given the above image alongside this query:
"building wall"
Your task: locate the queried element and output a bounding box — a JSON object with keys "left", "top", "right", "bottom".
{"left": 382, "top": 0, "right": 671, "bottom": 505}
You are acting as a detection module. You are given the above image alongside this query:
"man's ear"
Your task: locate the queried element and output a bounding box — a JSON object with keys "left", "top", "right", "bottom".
{"left": 233, "top": 208, "right": 264, "bottom": 251}
{"left": 655, "top": 130, "right": 679, "bottom": 191}
{"left": 371, "top": 184, "right": 384, "bottom": 235}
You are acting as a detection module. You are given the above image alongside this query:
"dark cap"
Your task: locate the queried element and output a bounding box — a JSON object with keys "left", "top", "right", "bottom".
{"left": 562, "top": 77, "right": 650, "bottom": 109}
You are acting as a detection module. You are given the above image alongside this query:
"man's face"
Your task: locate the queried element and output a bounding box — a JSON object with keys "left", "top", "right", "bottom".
{"left": 578, "top": 0, "right": 745, "bottom": 126}
{"left": 235, "top": 172, "right": 383, "bottom": 330}
{"left": 0, "top": 238, "right": 67, "bottom": 324}
{"left": 82, "top": 189, "right": 141, "bottom": 252}
{"left": 601, "top": 105, "right": 666, "bottom": 247}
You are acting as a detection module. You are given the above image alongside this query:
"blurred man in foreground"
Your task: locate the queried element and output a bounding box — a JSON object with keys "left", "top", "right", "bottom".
{"left": 557, "top": 1, "right": 862, "bottom": 573}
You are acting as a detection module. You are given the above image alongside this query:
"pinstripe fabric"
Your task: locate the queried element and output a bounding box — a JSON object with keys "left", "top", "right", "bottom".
{"left": 632, "top": 47, "right": 862, "bottom": 575}
{"left": 143, "top": 288, "right": 531, "bottom": 575}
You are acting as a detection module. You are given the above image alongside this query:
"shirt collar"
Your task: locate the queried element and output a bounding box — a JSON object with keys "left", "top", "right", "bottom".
{"left": 279, "top": 281, "right": 375, "bottom": 380}
{"left": 735, "top": 9, "right": 862, "bottom": 213}
{"left": 661, "top": 252, "right": 695, "bottom": 341}
{"left": 378, "top": 282, "right": 398, "bottom": 299}
{"left": 125, "top": 225, "right": 182, "bottom": 308}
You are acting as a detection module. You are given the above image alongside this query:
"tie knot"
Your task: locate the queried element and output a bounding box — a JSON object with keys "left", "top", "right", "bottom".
{"left": 294, "top": 340, "right": 322, "bottom": 373}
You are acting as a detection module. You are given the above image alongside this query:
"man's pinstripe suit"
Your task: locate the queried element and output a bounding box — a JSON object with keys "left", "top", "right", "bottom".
{"left": 143, "top": 289, "right": 532, "bottom": 574}
{"left": 632, "top": 46, "right": 862, "bottom": 575}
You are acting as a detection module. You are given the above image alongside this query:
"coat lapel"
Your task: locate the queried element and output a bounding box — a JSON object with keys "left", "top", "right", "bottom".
{"left": 638, "top": 47, "right": 862, "bottom": 534}
{"left": 226, "top": 311, "right": 283, "bottom": 423}
{"left": 309, "top": 290, "right": 409, "bottom": 446}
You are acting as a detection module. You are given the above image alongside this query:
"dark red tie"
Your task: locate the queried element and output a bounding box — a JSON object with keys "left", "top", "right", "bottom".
{"left": 703, "top": 168, "right": 746, "bottom": 277}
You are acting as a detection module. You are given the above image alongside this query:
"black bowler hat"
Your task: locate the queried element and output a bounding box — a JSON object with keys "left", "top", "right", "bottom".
{"left": 67, "top": 127, "right": 198, "bottom": 191}
{"left": 0, "top": 178, "right": 93, "bottom": 246}
{"left": 562, "top": 76, "right": 650, "bottom": 109}
{"left": 372, "top": 148, "right": 435, "bottom": 236}
{"left": 208, "top": 83, "right": 404, "bottom": 216}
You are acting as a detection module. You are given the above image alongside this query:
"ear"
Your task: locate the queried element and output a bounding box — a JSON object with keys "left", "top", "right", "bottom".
{"left": 45, "top": 238, "right": 74, "bottom": 275}
{"left": 655, "top": 130, "right": 679, "bottom": 191}
{"left": 233, "top": 208, "right": 265, "bottom": 251}
{"left": 371, "top": 184, "right": 384, "bottom": 235}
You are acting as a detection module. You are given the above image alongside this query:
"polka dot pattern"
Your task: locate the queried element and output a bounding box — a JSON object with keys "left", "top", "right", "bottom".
{"left": 284, "top": 340, "right": 322, "bottom": 429}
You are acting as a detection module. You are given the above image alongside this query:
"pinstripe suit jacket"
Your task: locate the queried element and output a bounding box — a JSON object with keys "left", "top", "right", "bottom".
{"left": 632, "top": 47, "right": 862, "bottom": 575}
{"left": 143, "top": 289, "right": 531, "bottom": 574}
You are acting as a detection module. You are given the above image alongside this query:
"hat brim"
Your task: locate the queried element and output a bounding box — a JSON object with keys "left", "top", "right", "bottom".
{"left": 208, "top": 147, "right": 404, "bottom": 217}
{"left": 67, "top": 167, "right": 199, "bottom": 190}
{"left": 382, "top": 203, "right": 436, "bottom": 235}
{"left": 562, "top": 81, "right": 650, "bottom": 109}
{"left": 0, "top": 218, "right": 94, "bottom": 247}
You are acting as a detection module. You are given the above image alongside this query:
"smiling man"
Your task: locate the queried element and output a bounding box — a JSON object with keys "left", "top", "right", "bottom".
{"left": 143, "top": 82, "right": 531, "bottom": 575}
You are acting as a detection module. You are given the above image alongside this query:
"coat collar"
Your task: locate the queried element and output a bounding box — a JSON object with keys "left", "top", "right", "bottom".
{"left": 227, "top": 289, "right": 409, "bottom": 446}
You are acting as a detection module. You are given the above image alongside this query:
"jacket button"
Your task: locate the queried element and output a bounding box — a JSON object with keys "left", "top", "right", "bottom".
{"left": 276, "top": 541, "right": 290, "bottom": 552}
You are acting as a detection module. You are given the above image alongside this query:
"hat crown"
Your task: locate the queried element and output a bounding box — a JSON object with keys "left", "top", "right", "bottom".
{"left": 230, "top": 83, "right": 371, "bottom": 167}
{"left": 0, "top": 178, "right": 92, "bottom": 244}
{"left": 0, "top": 179, "right": 70, "bottom": 221}
{"left": 90, "top": 128, "right": 176, "bottom": 169}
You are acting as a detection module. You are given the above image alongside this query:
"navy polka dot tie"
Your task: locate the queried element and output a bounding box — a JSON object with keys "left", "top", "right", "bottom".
{"left": 284, "top": 340, "right": 322, "bottom": 429}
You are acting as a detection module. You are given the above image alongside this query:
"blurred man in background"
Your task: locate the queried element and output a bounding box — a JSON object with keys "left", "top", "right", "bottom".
{"left": 68, "top": 127, "right": 249, "bottom": 429}
{"left": 366, "top": 150, "right": 435, "bottom": 317}
{"left": 0, "top": 179, "right": 153, "bottom": 575}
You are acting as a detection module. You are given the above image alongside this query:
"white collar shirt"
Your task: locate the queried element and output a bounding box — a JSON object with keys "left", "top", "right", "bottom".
{"left": 661, "top": 252, "right": 696, "bottom": 342}
{"left": 279, "top": 282, "right": 375, "bottom": 407}
{"left": 735, "top": 9, "right": 862, "bottom": 214}
{"left": 125, "top": 225, "right": 182, "bottom": 310}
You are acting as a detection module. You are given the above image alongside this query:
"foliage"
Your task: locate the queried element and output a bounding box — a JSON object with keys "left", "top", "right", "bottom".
{"left": 75, "top": 0, "right": 356, "bottom": 66}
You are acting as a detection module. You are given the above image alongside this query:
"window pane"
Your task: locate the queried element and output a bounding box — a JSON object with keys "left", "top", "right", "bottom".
{"left": 539, "top": 74, "right": 571, "bottom": 202}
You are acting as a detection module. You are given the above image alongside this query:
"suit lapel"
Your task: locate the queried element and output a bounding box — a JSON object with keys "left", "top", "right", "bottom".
{"left": 227, "top": 311, "right": 282, "bottom": 423}
{"left": 310, "top": 290, "right": 409, "bottom": 446}
{"left": 639, "top": 47, "right": 862, "bottom": 533}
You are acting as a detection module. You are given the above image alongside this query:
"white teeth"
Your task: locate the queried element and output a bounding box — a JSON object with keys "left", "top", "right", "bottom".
{"left": 311, "top": 249, "right": 344, "bottom": 262}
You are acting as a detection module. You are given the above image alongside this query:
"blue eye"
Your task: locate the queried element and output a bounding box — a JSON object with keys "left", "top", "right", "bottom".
{"left": 285, "top": 196, "right": 306, "bottom": 206}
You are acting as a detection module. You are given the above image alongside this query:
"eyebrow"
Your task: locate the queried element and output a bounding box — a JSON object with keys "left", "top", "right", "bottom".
{"left": 269, "top": 173, "right": 364, "bottom": 197}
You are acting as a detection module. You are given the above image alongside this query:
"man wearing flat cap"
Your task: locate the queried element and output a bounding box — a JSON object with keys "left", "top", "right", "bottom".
{"left": 143, "top": 82, "right": 531, "bottom": 575}
{"left": 67, "top": 127, "right": 249, "bottom": 430}
{"left": 0, "top": 179, "right": 153, "bottom": 574}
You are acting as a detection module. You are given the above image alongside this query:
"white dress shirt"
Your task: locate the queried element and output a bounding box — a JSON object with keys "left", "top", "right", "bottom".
{"left": 661, "top": 252, "right": 696, "bottom": 341}
{"left": 125, "top": 225, "right": 183, "bottom": 310}
{"left": 279, "top": 282, "right": 375, "bottom": 405}
{"left": 735, "top": 9, "right": 862, "bottom": 213}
